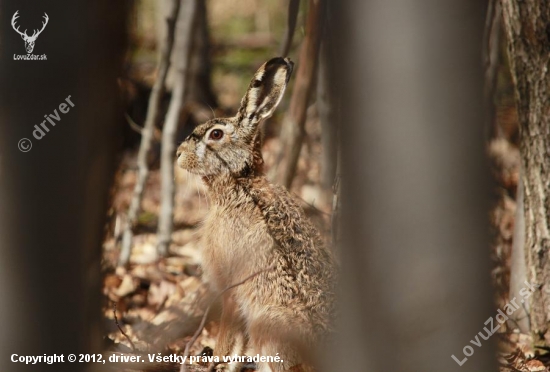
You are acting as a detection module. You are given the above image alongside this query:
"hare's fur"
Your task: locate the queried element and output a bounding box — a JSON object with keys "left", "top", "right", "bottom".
{"left": 177, "top": 58, "right": 335, "bottom": 372}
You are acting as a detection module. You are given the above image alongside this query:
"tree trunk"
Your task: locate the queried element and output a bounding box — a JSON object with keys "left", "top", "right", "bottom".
{"left": 501, "top": 0, "right": 550, "bottom": 344}
{"left": 270, "top": 0, "right": 323, "bottom": 189}
{"left": 185, "top": 0, "right": 217, "bottom": 109}
{"left": 317, "top": 42, "right": 338, "bottom": 190}
{"left": 325, "top": 1, "right": 497, "bottom": 371}
{"left": 158, "top": 0, "right": 217, "bottom": 109}
{"left": 0, "top": 2, "right": 127, "bottom": 371}
{"left": 279, "top": 0, "right": 301, "bottom": 57}
{"left": 157, "top": 0, "right": 197, "bottom": 256}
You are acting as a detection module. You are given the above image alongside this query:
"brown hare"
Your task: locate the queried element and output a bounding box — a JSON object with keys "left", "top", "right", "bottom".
{"left": 176, "top": 57, "right": 335, "bottom": 372}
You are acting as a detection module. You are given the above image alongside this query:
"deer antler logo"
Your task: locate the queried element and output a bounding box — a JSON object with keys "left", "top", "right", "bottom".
{"left": 11, "top": 11, "right": 49, "bottom": 54}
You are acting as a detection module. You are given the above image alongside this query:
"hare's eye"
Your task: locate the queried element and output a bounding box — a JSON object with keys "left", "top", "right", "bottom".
{"left": 209, "top": 129, "right": 224, "bottom": 140}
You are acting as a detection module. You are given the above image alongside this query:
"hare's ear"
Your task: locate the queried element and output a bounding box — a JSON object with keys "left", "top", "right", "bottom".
{"left": 236, "top": 57, "right": 293, "bottom": 137}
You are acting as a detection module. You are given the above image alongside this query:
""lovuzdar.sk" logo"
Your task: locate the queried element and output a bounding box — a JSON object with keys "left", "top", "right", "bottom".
{"left": 11, "top": 10, "right": 48, "bottom": 61}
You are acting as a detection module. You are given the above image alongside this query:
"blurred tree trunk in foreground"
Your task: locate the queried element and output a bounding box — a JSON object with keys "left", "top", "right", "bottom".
{"left": 325, "top": 1, "right": 497, "bottom": 372}
{"left": 0, "top": 2, "right": 127, "bottom": 371}
{"left": 501, "top": 0, "right": 550, "bottom": 345}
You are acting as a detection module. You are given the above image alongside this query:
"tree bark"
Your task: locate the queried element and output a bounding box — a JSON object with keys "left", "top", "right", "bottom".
{"left": 501, "top": 0, "right": 550, "bottom": 344}
{"left": 157, "top": 0, "right": 197, "bottom": 256}
{"left": 120, "top": 0, "right": 181, "bottom": 267}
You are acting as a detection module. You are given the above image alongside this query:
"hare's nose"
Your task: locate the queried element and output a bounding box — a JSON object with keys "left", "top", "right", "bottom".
{"left": 176, "top": 150, "right": 182, "bottom": 158}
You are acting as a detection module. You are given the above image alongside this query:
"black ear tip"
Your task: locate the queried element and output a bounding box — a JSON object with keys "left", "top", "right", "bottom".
{"left": 266, "top": 57, "right": 294, "bottom": 83}
{"left": 267, "top": 56, "right": 286, "bottom": 63}
{"left": 267, "top": 57, "right": 294, "bottom": 71}
{"left": 283, "top": 57, "right": 294, "bottom": 74}
{"left": 262, "top": 57, "right": 294, "bottom": 83}
{"left": 280, "top": 58, "right": 294, "bottom": 83}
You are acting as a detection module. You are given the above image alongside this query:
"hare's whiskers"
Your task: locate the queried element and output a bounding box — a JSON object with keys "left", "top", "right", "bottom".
{"left": 206, "top": 103, "right": 216, "bottom": 119}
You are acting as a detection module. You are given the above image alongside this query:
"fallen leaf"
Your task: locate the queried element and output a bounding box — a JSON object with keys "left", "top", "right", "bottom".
{"left": 115, "top": 274, "right": 137, "bottom": 297}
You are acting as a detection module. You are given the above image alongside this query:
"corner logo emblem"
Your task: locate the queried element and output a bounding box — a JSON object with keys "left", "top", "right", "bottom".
{"left": 11, "top": 10, "right": 49, "bottom": 54}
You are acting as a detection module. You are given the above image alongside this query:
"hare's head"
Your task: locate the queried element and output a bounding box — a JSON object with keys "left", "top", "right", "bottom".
{"left": 177, "top": 57, "right": 293, "bottom": 177}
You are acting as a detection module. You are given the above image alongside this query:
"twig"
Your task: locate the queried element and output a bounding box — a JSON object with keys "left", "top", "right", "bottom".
{"left": 113, "top": 302, "right": 136, "bottom": 352}
{"left": 125, "top": 112, "right": 162, "bottom": 141}
{"left": 125, "top": 112, "right": 143, "bottom": 134}
{"left": 180, "top": 264, "right": 277, "bottom": 372}
{"left": 293, "top": 192, "right": 330, "bottom": 217}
